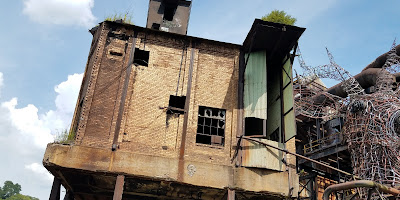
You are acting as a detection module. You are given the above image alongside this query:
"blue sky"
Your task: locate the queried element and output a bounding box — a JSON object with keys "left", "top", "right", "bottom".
{"left": 0, "top": 0, "right": 399, "bottom": 199}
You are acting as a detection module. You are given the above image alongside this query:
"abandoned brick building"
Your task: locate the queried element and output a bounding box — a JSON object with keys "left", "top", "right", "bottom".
{"left": 43, "top": 0, "right": 306, "bottom": 199}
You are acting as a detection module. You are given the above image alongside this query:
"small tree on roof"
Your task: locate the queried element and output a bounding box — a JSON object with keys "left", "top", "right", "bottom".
{"left": 261, "top": 10, "right": 296, "bottom": 25}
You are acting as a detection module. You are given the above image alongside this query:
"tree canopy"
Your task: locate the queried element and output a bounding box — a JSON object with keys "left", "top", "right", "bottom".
{"left": 0, "top": 181, "right": 38, "bottom": 200}
{"left": 261, "top": 10, "right": 297, "bottom": 25}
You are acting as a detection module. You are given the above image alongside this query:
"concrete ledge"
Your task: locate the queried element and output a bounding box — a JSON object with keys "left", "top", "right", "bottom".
{"left": 43, "top": 143, "right": 231, "bottom": 189}
{"left": 43, "top": 143, "right": 291, "bottom": 199}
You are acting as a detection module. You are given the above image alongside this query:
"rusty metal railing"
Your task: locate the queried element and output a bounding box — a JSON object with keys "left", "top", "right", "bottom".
{"left": 303, "top": 131, "right": 342, "bottom": 154}
{"left": 242, "top": 136, "right": 353, "bottom": 177}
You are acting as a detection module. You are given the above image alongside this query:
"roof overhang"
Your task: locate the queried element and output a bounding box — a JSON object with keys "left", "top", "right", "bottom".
{"left": 243, "top": 19, "right": 306, "bottom": 64}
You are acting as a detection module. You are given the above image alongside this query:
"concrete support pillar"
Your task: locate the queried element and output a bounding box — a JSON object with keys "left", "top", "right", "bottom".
{"left": 113, "top": 175, "right": 125, "bottom": 200}
{"left": 228, "top": 189, "right": 235, "bottom": 200}
{"left": 49, "top": 177, "right": 61, "bottom": 200}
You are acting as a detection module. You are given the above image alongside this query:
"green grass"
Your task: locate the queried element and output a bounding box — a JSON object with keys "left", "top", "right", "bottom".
{"left": 104, "top": 13, "right": 134, "bottom": 25}
{"left": 54, "top": 129, "right": 75, "bottom": 144}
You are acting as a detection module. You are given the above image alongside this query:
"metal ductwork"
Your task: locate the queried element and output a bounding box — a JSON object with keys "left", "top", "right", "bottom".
{"left": 326, "top": 68, "right": 381, "bottom": 97}
{"left": 362, "top": 44, "right": 400, "bottom": 71}
{"left": 321, "top": 44, "right": 400, "bottom": 98}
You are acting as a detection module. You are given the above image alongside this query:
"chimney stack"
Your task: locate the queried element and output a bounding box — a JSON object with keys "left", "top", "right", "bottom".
{"left": 146, "top": 0, "right": 192, "bottom": 35}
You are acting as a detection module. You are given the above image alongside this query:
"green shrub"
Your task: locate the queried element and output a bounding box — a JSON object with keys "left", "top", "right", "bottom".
{"left": 261, "top": 10, "right": 296, "bottom": 25}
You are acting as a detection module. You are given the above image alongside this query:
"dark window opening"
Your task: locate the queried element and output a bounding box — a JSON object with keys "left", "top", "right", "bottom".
{"left": 133, "top": 48, "right": 149, "bottom": 66}
{"left": 109, "top": 51, "right": 123, "bottom": 56}
{"left": 79, "top": 98, "right": 84, "bottom": 107}
{"left": 168, "top": 95, "right": 186, "bottom": 114}
{"left": 196, "top": 106, "right": 226, "bottom": 146}
{"left": 151, "top": 23, "right": 160, "bottom": 30}
{"left": 163, "top": 4, "right": 176, "bottom": 21}
{"left": 269, "top": 128, "right": 280, "bottom": 142}
{"left": 244, "top": 117, "right": 264, "bottom": 136}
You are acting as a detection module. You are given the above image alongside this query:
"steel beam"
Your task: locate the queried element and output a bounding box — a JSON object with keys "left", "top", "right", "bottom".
{"left": 113, "top": 175, "right": 125, "bottom": 200}
{"left": 49, "top": 177, "right": 61, "bottom": 200}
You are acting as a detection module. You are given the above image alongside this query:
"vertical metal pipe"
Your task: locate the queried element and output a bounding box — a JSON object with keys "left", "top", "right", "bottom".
{"left": 236, "top": 50, "right": 245, "bottom": 166}
{"left": 179, "top": 44, "right": 195, "bottom": 159}
{"left": 112, "top": 36, "right": 137, "bottom": 150}
{"left": 279, "top": 59, "right": 285, "bottom": 143}
{"left": 178, "top": 42, "right": 195, "bottom": 181}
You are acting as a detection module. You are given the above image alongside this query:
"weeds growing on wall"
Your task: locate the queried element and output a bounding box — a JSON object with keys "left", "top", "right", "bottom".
{"left": 54, "top": 129, "right": 75, "bottom": 144}
{"left": 105, "top": 13, "right": 134, "bottom": 25}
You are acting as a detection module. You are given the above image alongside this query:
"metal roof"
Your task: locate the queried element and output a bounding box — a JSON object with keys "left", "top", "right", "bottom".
{"left": 243, "top": 19, "right": 305, "bottom": 64}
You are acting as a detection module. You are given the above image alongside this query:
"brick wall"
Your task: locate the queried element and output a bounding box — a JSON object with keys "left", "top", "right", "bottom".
{"left": 184, "top": 42, "right": 239, "bottom": 165}
{"left": 120, "top": 31, "right": 190, "bottom": 158}
{"left": 72, "top": 22, "right": 240, "bottom": 166}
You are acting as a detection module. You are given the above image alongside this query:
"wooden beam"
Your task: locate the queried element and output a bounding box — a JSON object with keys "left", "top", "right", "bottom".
{"left": 49, "top": 177, "right": 61, "bottom": 200}
{"left": 113, "top": 175, "right": 125, "bottom": 200}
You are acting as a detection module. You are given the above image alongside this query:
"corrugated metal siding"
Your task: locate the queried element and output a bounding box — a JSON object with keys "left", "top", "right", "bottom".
{"left": 244, "top": 51, "right": 267, "bottom": 119}
{"left": 282, "top": 57, "right": 296, "bottom": 142}
{"left": 266, "top": 60, "right": 281, "bottom": 139}
{"left": 242, "top": 138, "right": 284, "bottom": 171}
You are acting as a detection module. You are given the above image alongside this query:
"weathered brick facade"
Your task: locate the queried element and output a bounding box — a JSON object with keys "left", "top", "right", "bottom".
{"left": 71, "top": 22, "right": 240, "bottom": 165}
{"left": 44, "top": 19, "right": 305, "bottom": 200}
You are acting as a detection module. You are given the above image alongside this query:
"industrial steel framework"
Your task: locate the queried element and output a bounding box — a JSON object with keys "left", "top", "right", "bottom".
{"left": 295, "top": 42, "right": 400, "bottom": 199}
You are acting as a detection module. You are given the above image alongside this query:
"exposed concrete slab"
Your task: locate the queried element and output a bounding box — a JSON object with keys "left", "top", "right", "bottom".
{"left": 44, "top": 143, "right": 292, "bottom": 199}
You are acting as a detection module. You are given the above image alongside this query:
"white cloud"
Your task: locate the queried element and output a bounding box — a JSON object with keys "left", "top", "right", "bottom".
{"left": 42, "top": 73, "right": 83, "bottom": 133}
{"left": 2, "top": 98, "right": 54, "bottom": 148}
{"left": 0, "top": 72, "right": 83, "bottom": 199}
{"left": 22, "top": 0, "right": 96, "bottom": 28}
{"left": 55, "top": 73, "right": 83, "bottom": 115}
{"left": 25, "top": 163, "right": 53, "bottom": 181}
{"left": 1, "top": 73, "right": 83, "bottom": 148}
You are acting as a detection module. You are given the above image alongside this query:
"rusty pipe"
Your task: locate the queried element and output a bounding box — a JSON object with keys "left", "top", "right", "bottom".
{"left": 325, "top": 68, "right": 380, "bottom": 97}
{"left": 362, "top": 44, "right": 400, "bottom": 71}
{"left": 311, "top": 68, "right": 382, "bottom": 103}
{"left": 323, "top": 180, "right": 400, "bottom": 200}
{"left": 313, "top": 45, "right": 400, "bottom": 100}
{"left": 312, "top": 68, "right": 400, "bottom": 104}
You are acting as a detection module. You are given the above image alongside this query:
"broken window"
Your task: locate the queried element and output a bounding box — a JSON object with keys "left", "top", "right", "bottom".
{"left": 163, "top": 4, "right": 176, "bottom": 21}
{"left": 196, "top": 106, "right": 226, "bottom": 146}
{"left": 167, "top": 95, "right": 186, "bottom": 114}
{"left": 133, "top": 48, "right": 149, "bottom": 66}
{"left": 244, "top": 117, "right": 265, "bottom": 136}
